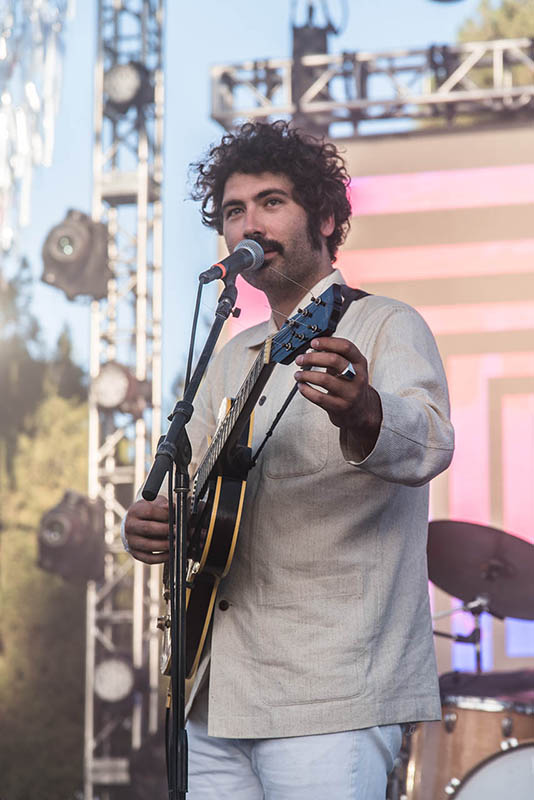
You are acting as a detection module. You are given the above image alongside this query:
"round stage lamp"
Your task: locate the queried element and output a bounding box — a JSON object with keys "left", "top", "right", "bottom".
{"left": 40, "top": 514, "right": 71, "bottom": 549}
{"left": 103, "top": 61, "right": 152, "bottom": 113}
{"left": 42, "top": 211, "right": 91, "bottom": 281}
{"left": 92, "top": 361, "right": 150, "bottom": 417}
{"left": 93, "top": 361, "right": 150, "bottom": 417}
{"left": 41, "top": 209, "right": 111, "bottom": 301}
{"left": 93, "top": 362, "right": 131, "bottom": 410}
{"left": 94, "top": 655, "right": 135, "bottom": 704}
{"left": 37, "top": 490, "right": 105, "bottom": 581}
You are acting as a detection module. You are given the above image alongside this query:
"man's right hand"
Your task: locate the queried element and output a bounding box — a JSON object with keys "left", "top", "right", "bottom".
{"left": 124, "top": 495, "right": 170, "bottom": 564}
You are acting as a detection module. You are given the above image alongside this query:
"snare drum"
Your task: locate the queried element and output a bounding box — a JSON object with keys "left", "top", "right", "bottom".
{"left": 405, "top": 695, "right": 534, "bottom": 799}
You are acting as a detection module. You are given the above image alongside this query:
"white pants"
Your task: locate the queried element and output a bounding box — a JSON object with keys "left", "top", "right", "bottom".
{"left": 186, "top": 689, "right": 402, "bottom": 799}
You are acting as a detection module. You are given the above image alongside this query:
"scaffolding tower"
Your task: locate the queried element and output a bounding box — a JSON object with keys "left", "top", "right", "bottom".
{"left": 84, "top": 1, "right": 164, "bottom": 797}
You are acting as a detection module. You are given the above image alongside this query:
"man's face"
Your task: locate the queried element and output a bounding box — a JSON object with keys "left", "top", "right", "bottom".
{"left": 221, "top": 171, "right": 332, "bottom": 297}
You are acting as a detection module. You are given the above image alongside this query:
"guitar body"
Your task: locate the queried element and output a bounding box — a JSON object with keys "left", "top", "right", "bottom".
{"left": 161, "top": 412, "right": 253, "bottom": 681}
{"left": 185, "top": 450, "right": 251, "bottom": 679}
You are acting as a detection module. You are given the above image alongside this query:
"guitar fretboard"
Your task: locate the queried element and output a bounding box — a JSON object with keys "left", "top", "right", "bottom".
{"left": 193, "top": 338, "right": 272, "bottom": 502}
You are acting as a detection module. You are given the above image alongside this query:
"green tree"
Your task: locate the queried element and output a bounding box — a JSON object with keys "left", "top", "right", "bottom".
{"left": 0, "top": 260, "right": 46, "bottom": 489}
{"left": 459, "top": 0, "right": 534, "bottom": 41}
{"left": 0, "top": 393, "right": 88, "bottom": 800}
{"left": 49, "top": 325, "right": 87, "bottom": 403}
{"left": 0, "top": 255, "right": 91, "bottom": 798}
{"left": 0, "top": 262, "right": 87, "bottom": 490}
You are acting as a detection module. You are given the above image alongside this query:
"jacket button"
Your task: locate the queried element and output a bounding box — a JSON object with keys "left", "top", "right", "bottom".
{"left": 218, "top": 600, "right": 229, "bottom": 611}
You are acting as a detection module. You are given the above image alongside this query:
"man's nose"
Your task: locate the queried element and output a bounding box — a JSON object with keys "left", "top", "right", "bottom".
{"left": 242, "top": 207, "right": 266, "bottom": 239}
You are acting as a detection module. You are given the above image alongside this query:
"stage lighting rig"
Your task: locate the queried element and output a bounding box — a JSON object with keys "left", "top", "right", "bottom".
{"left": 93, "top": 361, "right": 151, "bottom": 418}
{"left": 41, "top": 209, "right": 112, "bottom": 301}
{"left": 291, "top": 0, "right": 348, "bottom": 34}
{"left": 291, "top": 2, "right": 335, "bottom": 136}
{"left": 103, "top": 61, "right": 153, "bottom": 114}
{"left": 37, "top": 490, "right": 105, "bottom": 582}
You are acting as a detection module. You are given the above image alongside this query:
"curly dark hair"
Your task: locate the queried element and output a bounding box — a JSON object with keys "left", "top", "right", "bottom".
{"left": 190, "top": 121, "right": 352, "bottom": 261}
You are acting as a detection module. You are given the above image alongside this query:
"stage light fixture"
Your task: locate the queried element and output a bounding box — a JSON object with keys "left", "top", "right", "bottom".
{"left": 38, "top": 490, "right": 105, "bottom": 582}
{"left": 94, "top": 654, "right": 136, "bottom": 704}
{"left": 103, "top": 61, "right": 153, "bottom": 114}
{"left": 93, "top": 361, "right": 151, "bottom": 418}
{"left": 41, "top": 209, "right": 112, "bottom": 301}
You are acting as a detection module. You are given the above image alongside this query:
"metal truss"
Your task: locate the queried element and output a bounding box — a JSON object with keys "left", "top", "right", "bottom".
{"left": 211, "top": 37, "right": 534, "bottom": 133}
{"left": 84, "top": 1, "right": 164, "bottom": 797}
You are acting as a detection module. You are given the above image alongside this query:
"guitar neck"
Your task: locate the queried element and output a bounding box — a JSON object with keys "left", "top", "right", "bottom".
{"left": 194, "top": 340, "right": 274, "bottom": 500}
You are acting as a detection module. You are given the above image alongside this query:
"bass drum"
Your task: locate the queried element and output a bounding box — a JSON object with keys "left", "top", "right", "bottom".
{"left": 405, "top": 695, "right": 534, "bottom": 799}
{"left": 454, "top": 741, "right": 534, "bottom": 798}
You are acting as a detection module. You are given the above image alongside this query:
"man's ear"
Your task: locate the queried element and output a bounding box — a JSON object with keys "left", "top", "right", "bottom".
{"left": 320, "top": 214, "right": 335, "bottom": 238}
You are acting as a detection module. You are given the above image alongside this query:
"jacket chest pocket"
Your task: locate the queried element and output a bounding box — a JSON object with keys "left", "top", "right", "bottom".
{"left": 261, "top": 400, "right": 329, "bottom": 479}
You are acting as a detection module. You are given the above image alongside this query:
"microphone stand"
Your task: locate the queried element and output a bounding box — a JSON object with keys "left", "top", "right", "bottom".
{"left": 143, "top": 279, "right": 239, "bottom": 799}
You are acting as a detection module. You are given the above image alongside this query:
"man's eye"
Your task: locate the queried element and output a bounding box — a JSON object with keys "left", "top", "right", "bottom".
{"left": 226, "top": 207, "right": 242, "bottom": 218}
{"left": 266, "top": 197, "right": 282, "bottom": 207}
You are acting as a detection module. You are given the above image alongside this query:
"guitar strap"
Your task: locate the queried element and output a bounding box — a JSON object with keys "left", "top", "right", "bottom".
{"left": 250, "top": 285, "right": 370, "bottom": 468}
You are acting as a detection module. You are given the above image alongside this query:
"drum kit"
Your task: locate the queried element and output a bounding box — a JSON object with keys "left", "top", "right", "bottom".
{"left": 388, "top": 520, "right": 534, "bottom": 800}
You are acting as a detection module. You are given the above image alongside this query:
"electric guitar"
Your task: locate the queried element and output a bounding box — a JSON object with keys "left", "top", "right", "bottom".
{"left": 159, "top": 284, "right": 343, "bottom": 682}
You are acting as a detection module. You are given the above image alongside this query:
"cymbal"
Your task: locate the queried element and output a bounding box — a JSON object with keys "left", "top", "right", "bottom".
{"left": 428, "top": 520, "right": 534, "bottom": 620}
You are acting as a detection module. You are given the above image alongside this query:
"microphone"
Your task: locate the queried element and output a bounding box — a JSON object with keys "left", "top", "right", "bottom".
{"left": 199, "top": 239, "right": 264, "bottom": 284}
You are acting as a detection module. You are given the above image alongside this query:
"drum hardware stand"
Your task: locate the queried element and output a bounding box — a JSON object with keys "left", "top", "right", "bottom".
{"left": 386, "top": 749, "right": 409, "bottom": 800}
{"left": 432, "top": 595, "right": 489, "bottom": 674}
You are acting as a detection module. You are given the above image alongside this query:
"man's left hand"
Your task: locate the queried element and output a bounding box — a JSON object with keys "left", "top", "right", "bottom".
{"left": 294, "top": 336, "right": 382, "bottom": 458}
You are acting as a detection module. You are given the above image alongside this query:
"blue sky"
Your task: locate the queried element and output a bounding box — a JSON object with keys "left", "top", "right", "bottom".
{"left": 21, "top": 0, "right": 483, "bottom": 397}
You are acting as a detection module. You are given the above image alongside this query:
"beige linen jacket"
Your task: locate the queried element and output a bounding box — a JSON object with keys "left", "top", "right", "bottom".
{"left": 184, "top": 270, "right": 454, "bottom": 738}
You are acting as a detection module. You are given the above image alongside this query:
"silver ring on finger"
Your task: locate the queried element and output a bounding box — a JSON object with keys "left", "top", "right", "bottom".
{"left": 336, "top": 363, "right": 356, "bottom": 381}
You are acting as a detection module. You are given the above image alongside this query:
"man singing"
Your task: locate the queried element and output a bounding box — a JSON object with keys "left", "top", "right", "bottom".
{"left": 124, "top": 121, "right": 454, "bottom": 799}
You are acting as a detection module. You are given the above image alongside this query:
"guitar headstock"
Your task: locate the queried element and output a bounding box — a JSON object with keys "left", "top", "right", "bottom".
{"left": 269, "top": 284, "right": 343, "bottom": 365}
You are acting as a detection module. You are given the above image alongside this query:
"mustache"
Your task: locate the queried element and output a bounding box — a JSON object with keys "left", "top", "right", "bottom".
{"left": 248, "top": 236, "right": 284, "bottom": 256}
